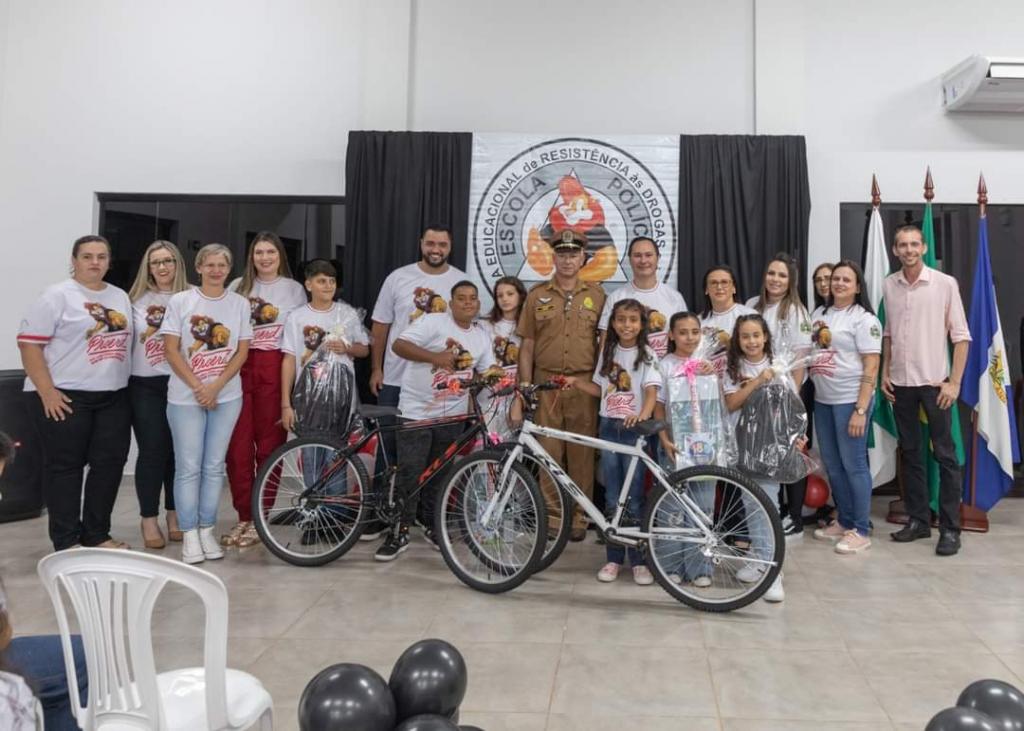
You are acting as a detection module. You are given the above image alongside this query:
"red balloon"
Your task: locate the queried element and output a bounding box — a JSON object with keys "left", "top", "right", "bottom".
{"left": 804, "top": 474, "right": 830, "bottom": 509}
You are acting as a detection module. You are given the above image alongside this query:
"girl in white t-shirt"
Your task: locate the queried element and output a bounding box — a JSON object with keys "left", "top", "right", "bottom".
{"left": 17, "top": 235, "right": 133, "bottom": 551}
{"left": 565, "top": 299, "right": 660, "bottom": 586}
{"left": 809, "top": 261, "right": 881, "bottom": 555}
{"left": 699, "top": 264, "right": 756, "bottom": 375}
{"left": 477, "top": 276, "right": 527, "bottom": 440}
{"left": 723, "top": 314, "right": 800, "bottom": 603}
{"left": 224, "top": 232, "right": 307, "bottom": 549}
{"left": 161, "top": 244, "right": 252, "bottom": 565}
{"left": 127, "top": 240, "right": 189, "bottom": 550}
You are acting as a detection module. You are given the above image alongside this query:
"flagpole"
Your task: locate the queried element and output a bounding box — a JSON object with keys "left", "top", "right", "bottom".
{"left": 961, "top": 173, "right": 990, "bottom": 532}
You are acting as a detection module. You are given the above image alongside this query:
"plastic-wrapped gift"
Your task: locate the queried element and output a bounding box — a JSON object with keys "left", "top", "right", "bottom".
{"left": 735, "top": 381, "right": 809, "bottom": 482}
{"left": 664, "top": 360, "right": 736, "bottom": 469}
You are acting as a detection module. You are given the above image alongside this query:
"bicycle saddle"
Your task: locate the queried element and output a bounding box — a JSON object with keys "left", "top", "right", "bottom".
{"left": 628, "top": 419, "right": 668, "bottom": 437}
{"left": 359, "top": 404, "right": 402, "bottom": 419}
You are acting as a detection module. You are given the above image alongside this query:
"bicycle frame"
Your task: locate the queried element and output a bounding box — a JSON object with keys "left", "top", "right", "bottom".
{"left": 493, "top": 418, "right": 716, "bottom": 548}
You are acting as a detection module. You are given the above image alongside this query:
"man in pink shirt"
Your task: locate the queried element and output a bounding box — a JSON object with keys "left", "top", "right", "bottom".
{"left": 881, "top": 224, "right": 971, "bottom": 556}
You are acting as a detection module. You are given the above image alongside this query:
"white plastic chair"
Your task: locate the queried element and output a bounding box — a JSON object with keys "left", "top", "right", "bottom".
{"left": 37, "top": 549, "right": 273, "bottom": 730}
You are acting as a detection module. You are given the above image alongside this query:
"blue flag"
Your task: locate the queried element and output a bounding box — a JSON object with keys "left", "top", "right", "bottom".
{"left": 961, "top": 214, "right": 1019, "bottom": 511}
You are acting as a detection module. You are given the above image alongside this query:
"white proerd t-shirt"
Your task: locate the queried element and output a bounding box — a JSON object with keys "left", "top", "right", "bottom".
{"left": 599, "top": 282, "right": 688, "bottom": 357}
{"left": 700, "top": 303, "right": 757, "bottom": 375}
{"left": 131, "top": 289, "right": 175, "bottom": 378}
{"left": 397, "top": 312, "right": 495, "bottom": 421}
{"left": 656, "top": 351, "right": 703, "bottom": 404}
{"left": 593, "top": 345, "right": 662, "bottom": 419}
{"left": 476, "top": 318, "right": 521, "bottom": 435}
{"left": 281, "top": 301, "right": 370, "bottom": 372}
{"left": 159, "top": 288, "right": 253, "bottom": 406}
{"left": 745, "top": 297, "right": 812, "bottom": 352}
{"left": 809, "top": 304, "right": 882, "bottom": 405}
{"left": 230, "top": 276, "right": 306, "bottom": 351}
{"left": 371, "top": 263, "right": 467, "bottom": 387}
{"left": 17, "top": 278, "right": 132, "bottom": 392}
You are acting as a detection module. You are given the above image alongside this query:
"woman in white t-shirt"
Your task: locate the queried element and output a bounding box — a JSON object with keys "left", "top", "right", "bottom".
{"left": 698, "top": 264, "right": 756, "bottom": 374}
{"left": 17, "top": 235, "right": 133, "bottom": 551}
{"left": 477, "top": 276, "right": 526, "bottom": 439}
{"left": 160, "top": 244, "right": 252, "bottom": 564}
{"left": 808, "top": 261, "right": 881, "bottom": 555}
{"left": 127, "top": 240, "right": 189, "bottom": 549}
{"left": 223, "top": 232, "right": 306, "bottom": 549}
{"left": 565, "top": 298, "right": 661, "bottom": 586}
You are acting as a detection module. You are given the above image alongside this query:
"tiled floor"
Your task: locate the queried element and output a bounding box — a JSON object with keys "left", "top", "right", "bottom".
{"left": 3, "top": 488, "right": 1024, "bottom": 730}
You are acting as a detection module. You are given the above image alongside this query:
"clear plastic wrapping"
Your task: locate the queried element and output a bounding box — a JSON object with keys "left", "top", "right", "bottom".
{"left": 291, "top": 308, "right": 368, "bottom": 438}
{"left": 662, "top": 332, "right": 738, "bottom": 469}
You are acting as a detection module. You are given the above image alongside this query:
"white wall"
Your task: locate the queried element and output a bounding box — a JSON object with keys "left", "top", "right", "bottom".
{"left": 2, "top": 0, "right": 1024, "bottom": 373}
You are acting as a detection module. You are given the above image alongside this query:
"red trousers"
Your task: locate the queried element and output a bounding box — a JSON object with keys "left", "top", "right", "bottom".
{"left": 226, "top": 349, "right": 286, "bottom": 521}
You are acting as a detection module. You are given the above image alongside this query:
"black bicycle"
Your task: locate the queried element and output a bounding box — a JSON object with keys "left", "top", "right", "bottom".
{"left": 250, "top": 375, "right": 562, "bottom": 568}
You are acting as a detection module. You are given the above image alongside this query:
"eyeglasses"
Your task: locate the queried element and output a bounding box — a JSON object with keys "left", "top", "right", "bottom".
{"left": 149, "top": 258, "right": 176, "bottom": 269}
{"left": 708, "top": 280, "right": 733, "bottom": 289}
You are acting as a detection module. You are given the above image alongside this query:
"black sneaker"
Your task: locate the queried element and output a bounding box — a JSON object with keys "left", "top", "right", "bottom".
{"left": 422, "top": 526, "right": 441, "bottom": 552}
{"left": 781, "top": 515, "right": 804, "bottom": 542}
{"left": 374, "top": 531, "right": 409, "bottom": 562}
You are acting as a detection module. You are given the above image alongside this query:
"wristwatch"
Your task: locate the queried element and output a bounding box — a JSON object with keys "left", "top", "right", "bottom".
{"left": 855, "top": 406, "right": 866, "bottom": 416}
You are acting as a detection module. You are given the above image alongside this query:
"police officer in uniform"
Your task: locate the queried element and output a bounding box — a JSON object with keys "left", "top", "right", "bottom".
{"left": 514, "top": 229, "right": 606, "bottom": 541}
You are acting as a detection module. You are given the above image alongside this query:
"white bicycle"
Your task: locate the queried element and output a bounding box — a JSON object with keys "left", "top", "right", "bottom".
{"left": 434, "top": 380, "right": 785, "bottom": 612}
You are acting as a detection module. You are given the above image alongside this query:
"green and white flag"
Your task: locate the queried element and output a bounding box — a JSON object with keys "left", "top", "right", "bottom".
{"left": 864, "top": 206, "right": 898, "bottom": 487}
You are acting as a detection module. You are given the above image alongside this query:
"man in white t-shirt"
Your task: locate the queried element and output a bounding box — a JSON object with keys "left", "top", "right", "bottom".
{"left": 599, "top": 236, "right": 687, "bottom": 357}
{"left": 368, "top": 224, "right": 467, "bottom": 481}
{"left": 375, "top": 281, "right": 496, "bottom": 561}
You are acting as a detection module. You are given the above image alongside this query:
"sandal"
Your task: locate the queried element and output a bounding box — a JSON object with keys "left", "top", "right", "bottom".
{"left": 141, "top": 518, "right": 166, "bottom": 549}
{"left": 166, "top": 511, "right": 183, "bottom": 542}
{"left": 96, "top": 539, "right": 131, "bottom": 550}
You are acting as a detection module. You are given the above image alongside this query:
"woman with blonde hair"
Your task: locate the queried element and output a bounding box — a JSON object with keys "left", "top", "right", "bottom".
{"left": 128, "top": 240, "right": 189, "bottom": 548}
{"left": 160, "top": 243, "right": 252, "bottom": 564}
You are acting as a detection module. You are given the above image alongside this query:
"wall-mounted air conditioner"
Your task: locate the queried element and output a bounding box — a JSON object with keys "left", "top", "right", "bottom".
{"left": 941, "top": 55, "right": 1024, "bottom": 112}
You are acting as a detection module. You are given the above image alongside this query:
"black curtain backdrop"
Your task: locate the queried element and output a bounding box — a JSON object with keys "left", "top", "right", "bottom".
{"left": 678, "top": 135, "right": 811, "bottom": 309}
{"left": 343, "top": 131, "right": 472, "bottom": 314}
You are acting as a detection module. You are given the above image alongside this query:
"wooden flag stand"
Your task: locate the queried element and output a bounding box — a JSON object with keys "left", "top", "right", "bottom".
{"left": 884, "top": 170, "right": 990, "bottom": 532}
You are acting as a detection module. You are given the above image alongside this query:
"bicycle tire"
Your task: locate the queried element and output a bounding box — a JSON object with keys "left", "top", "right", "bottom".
{"left": 491, "top": 444, "right": 571, "bottom": 573}
{"left": 435, "top": 449, "right": 547, "bottom": 593}
{"left": 643, "top": 465, "right": 784, "bottom": 613}
{"left": 252, "top": 436, "right": 371, "bottom": 567}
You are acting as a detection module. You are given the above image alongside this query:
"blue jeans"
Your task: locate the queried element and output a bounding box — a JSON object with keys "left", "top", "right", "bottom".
{"left": 6, "top": 635, "right": 87, "bottom": 731}
{"left": 599, "top": 418, "right": 647, "bottom": 567}
{"left": 167, "top": 398, "right": 243, "bottom": 532}
{"left": 814, "top": 400, "right": 873, "bottom": 535}
{"left": 658, "top": 447, "right": 716, "bottom": 581}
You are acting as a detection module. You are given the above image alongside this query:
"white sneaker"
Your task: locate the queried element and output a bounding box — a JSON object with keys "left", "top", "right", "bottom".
{"left": 632, "top": 565, "right": 654, "bottom": 586}
{"left": 181, "top": 529, "right": 204, "bottom": 564}
{"left": 668, "top": 573, "right": 683, "bottom": 585}
{"left": 693, "top": 575, "right": 713, "bottom": 588}
{"left": 736, "top": 563, "right": 763, "bottom": 584}
{"left": 198, "top": 526, "right": 225, "bottom": 560}
{"left": 596, "top": 562, "right": 621, "bottom": 583}
{"left": 763, "top": 574, "right": 785, "bottom": 603}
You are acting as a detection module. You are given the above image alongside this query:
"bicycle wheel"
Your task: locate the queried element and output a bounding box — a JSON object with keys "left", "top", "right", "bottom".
{"left": 435, "top": 449, "right": 546, "bottom": 593}
{"left": 644, "top": 465, "right": 784, "bottom": 613}
{"left": 492, "top": 444, "right": 571, "bottom": 573}
{"left": 252, "top": 436, "right": 371, "bottom": 567}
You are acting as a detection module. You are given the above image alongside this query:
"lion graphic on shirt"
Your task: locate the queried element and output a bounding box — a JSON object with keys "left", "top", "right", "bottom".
{"left": 647, "top": 309, "right": 666, "bottom": 332}
{"left": 188, "top": 315, "right": 231, "bottom": 354}
{"left": 301, "top": 325, "right": 327, "bottom": 365}
{"left": 139, "top": 304, "right": 166, "bottom": 343}
{"left": 249, "top": 297, "right": 279, "bottom": 326}
{"left": 811, "top": 320, "right": 832, "bottom": 349}
{"left": 702, "top": 326, "right": 731, "bottom": 353}
{"left": 409, "top": 288, "right": 447, "bottom": 322}
{"left": 492, "top": 336, "right": 519, "bottom": 367}
{"left": 433, "top": 337, "right": 473, "bottom": 372}
{"left": 83, "top": 302, "right": 128, "bottom": 339}
{"left": 605, "top": 363, "right": 633, "bottom": 395}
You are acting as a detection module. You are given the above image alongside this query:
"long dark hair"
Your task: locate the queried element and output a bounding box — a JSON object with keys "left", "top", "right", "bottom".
{"left": 753, "top": 252, "right": 806, "bottom": 322}
{"left": 666, "top": 311, "right": 701, "bottom": 354}
{"left": 700, "top": 264, "right": 740, "bottom": 319}
{"left": 726, "top": 314, "right": 774, "bottom": 384}
{"left": 600, "top": 298, "right": 652, "bottom": 377}
{"left": 487, "top": 276, "right": 527, "bottom": 323}
{"left": 811, "top": 262, "right": 834, "bottom": 310}
{"left": 825, "top": 259, "right": 875, "bottom": 315}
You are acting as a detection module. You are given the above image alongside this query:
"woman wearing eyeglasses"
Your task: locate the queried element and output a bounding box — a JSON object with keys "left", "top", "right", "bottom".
{"left": 127, "top": 241, "right": 189, "bottom": 549}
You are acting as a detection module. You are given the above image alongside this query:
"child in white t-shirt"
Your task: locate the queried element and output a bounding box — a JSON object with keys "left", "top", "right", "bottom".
{"left": 477, "top": 276, "right": 526, "bottom": 440}
{"left": 565, "top": 298, "right": 661, "bottom": 586}
{"left": 722, "top": 314, "right": 801, "bottom": 603}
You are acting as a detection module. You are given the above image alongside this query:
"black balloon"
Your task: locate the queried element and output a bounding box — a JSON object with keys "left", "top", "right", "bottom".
{"left": 926, "top": 706, "right": 999, "bottom": 731}
{"left": 393, "top": 713, "right": 459, "bottom": 731}
{"left": 957, "top": 679, "right": 1024, "bottom": 731}
{"left": 389, "top": 639, "right": 468, "bottom": 721}
{"left": 448, "top": 707, "right": 459, "bottom": 724}
{"left": 297, "top": 663, "right": 396, "bottom": 731}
